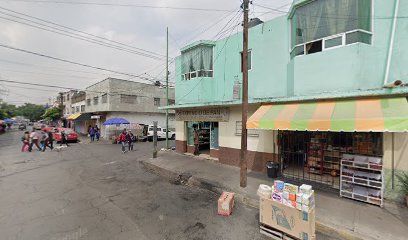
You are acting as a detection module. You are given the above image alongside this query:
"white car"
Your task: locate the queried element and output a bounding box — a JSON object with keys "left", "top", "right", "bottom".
{"left": 147, "top": 125, "right": 175, "bottom": 141}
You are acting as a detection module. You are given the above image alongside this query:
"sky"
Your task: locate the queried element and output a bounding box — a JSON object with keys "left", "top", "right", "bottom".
{"left": 0, "top": 0, "right": 292, "bottom": 105}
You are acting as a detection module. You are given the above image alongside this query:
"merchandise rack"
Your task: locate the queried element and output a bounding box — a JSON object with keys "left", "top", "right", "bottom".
{"left": 340, "top": 159, "right": 384, "bottom": 207}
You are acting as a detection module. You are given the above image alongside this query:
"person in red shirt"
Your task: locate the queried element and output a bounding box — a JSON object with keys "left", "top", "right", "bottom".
{"left": 119, "top": 130, "right": 127, "bottom": 153}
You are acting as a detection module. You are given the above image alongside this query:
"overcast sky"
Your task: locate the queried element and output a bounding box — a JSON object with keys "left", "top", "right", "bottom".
{"left": 0, "top": 0, "right": 292, "bottom": 105}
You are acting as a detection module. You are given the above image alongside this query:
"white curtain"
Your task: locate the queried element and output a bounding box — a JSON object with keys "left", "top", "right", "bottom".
{"left": 182, "top": 46, "right": 213, "bottom": 74}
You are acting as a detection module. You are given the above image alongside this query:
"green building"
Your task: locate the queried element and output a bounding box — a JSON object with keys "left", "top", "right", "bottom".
{"left": 166, "top": 0, "right": 408, "bottom": 204}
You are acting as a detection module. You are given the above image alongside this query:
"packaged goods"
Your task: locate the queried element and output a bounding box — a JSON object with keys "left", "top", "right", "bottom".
{"left": 283, "top": 199, "right": 296, "bottom": 208}
{"left": 302, "top": 203, "right": 315, "bottom": 212}
{"left": 283, "top": 191, "right": 289, "bottom": 200}
{"left": 218, "top": 192, "right": 235, "bottom": 216}
{"left": 296, "top": 202, "right": 302, "bottom": 210}
{"left": 257, "top": 184, "right": 272, "bottom": 199}
{"left": 274, "top": 180, "right": 284, "bottom": 192}
{"left": 296, "top": 193, "right": 304, "bottom": 203}
{"left": 289, "top": 193, "right": 297, "bottom": 202}
{"left": 302, "top": 191, "right": 315, "bottom": 206}
{"left": 300, "top": 184, "right": 313, "bottom": 195}
{"left": 272, "top": 192, "right": 283, "bottom": 203}
{"left": 284, "top": 183, "right": 299, "bottom": 194}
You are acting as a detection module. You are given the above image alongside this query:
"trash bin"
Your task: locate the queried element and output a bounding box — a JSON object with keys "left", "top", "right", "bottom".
{"left": 266, "top": 161, "right": 279, "bottom": 178}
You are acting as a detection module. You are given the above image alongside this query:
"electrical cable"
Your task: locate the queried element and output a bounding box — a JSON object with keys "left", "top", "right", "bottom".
{"left": 0, "top": 0, "right": 237, "bottom": 13}
{"left": 0, "top": 5, "right": 165, "bottom": 58}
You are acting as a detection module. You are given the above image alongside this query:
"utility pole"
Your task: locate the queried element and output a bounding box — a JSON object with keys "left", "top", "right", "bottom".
{"left": 59, "top": 92, "right": 64, "bottom": 127}
{"left": 153, "top": 121, "right": 158, "bottom": 158}
{"left": 240, "top": 0, "right": 249, "bottom": 188}
{"left": 166, "top": 27, "right": 169, "bottom": 149}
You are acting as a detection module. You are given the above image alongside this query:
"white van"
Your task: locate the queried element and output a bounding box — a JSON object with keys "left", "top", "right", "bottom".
{"left": 145, "top": 125, "right": 175, "bottom": 142}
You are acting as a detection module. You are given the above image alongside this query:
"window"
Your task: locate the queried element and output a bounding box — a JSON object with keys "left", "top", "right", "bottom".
{"left": 102, "top": 94, "right": 108, "bottom": 103}
{"left": 168, "top": 99, "right": 175, "bottom": 105}
{"left": 71, "top": 107, "right": 75, "bottom": 113}
{"left": 76, "top": 106, "right": 80, "bottom": 113}
{"left": 63, "top": 96, "right": 66, "bottom": 102}
{"left": 154, "top": 98, "right": 160, "bottom": 106}
{"left": 120, "top": 94, "right": 137, "bottom": 104}
{"left": 235, "top": 121, "right": 259, "bottom": 137}
{"left": 87, "top": 99, "right": 91, "bottom": 106}
{"left": 290, "top": 0, "right": 372, "bottom": 57}
{"left": 93, "top": 96, "right": 99, "bottom": 105}
{"left": 67, "top": 94, "right": 70, "bottom": 101}
{"left": 81, "top": 105, "right": 85, "bottom": 112}
{"left": 182, "top": 45, "right": 214, "bottom": 80}
{"left": 240, "top": 50, "right": 252, "bottom": 72}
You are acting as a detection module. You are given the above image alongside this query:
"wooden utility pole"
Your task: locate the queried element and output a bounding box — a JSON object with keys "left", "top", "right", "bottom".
{"left": 166, "top": 27, "right": 169, "bottom": 149}
{"left": 240, "top": 0, "right": 249, "bottom": 188}
{"left": 153, "top": 121, "right": 158, "bottom": 158}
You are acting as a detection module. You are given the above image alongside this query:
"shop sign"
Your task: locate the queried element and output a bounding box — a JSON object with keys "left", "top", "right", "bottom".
{"left": 176, "top": 108, "right": 229, "bottom": 122}
{"left": 91, "top": 115, "right": 100, "bottom": 119}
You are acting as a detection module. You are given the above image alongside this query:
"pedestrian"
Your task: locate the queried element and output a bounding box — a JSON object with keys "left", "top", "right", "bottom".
{"left": 60, "top": 130, "right": 69, "bottom": 147}
{"left": 193, "top": 125, "right": 199, "bottom": 155}
{"left": 89, "top": 127, "right": 96, "bottom": 142}
{"left": 21, "top": 131, "right": 30, "bottom": 152}
{"left": 29, "top": 130, "right": 42, "bottom": 152}
{"left": 43, "top": 130, "right": 54, "bottom": 151}
{"left": 119, "top": 130, "right": 127, "bottom": 153}
{"left": 95, "top": 125, "right": 100, "bottom": 141}
{"left": 127, "top": 130, "right": 135, "bottom": 151}
{"left": 40, "top": 131, "right": 49, "bottom": 151}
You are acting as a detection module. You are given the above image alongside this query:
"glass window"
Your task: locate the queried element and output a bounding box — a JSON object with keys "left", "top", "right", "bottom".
{"left": 291, "top": 0, "right": 372, "bottom": 47}
{"left": 325, "top": 36, "right": 343, "bottom": 49}
{"left": 86, "top": 99, "right": 91, "bottom": 106}
{"left": 120, "top": 94, "right": 137, "bottom": 104}
{"left": 76, "top": 106, "right": 80, "bottom": 112}
{"left": 102, "top": 94, "right": 108, "bottom": 103}
{"left": 346, "top": 31, "right": 372, "bottom": 45}
{"left": 81, "top": 105, "right": 85, "bottom": 112}
{"left": 93, "top": 96, "right": 98, "bottom": 105}
{"left": 154, "top": 98, "right": 160, "bottom": 106}
{"left": 182, "top": 45, "right": 213, "bottom": 80}
{"left": 168, "top": 99, "right": 175, "bottom": 105}
{"left": 290, "top": 45, "right": 305, "bottom": 58}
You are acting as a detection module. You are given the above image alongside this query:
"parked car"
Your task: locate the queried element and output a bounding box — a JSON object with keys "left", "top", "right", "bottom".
{"left": 146, "top": 125, "right": 175, "bottom": 142}
{"left": 18, "top": 123, "right": 27, "bottom": 130}
{"left": 42, "top": 127, "right": 78, "bottom": 143}
{"left": 33, "top": 122, "right": 44, "bottom": 130}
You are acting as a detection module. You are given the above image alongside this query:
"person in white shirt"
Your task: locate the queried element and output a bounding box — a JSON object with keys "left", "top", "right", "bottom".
{"left": 29, "top": 130, "right": 42, "bottom": 152}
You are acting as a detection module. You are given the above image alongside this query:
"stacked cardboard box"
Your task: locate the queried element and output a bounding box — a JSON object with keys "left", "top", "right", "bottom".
{"left": 259, "top": 181, "right": 316, "bottom": 240}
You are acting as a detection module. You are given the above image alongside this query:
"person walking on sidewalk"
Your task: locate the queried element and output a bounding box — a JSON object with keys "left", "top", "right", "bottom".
{"left": 193, "top": 125, "right": 199, "bottom": 155}
{"left": 29, "top": 130, "right": 42, "bottom": 152}
{"left": 40, "top": 131, "right": 49, "bottom": 152}
{"left": 60, "top": 130, "right": 69, "bottom": 147}
{"left": 119, "top": 130, "right": 127, "bottom": 153}
{"left": 95, "top": 125, "right": 100, "bottom": 141}
{"left": 89, "top": 127, "right": 96, "bottom": 142}
{"left": 127, "top": 130, "right": 135, "bottom": 151}
{"left": 21, "top": 131, "right": 30, "bottom": 152}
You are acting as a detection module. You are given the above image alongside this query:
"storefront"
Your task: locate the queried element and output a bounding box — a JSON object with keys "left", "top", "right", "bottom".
{"left": 247, "top": 97, "right": 408, "bottom": 206}
{"left": 176, "top": 108, "right": 228, "bottom": 159}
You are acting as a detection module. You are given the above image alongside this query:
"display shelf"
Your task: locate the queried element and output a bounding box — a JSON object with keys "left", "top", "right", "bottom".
{"left": 340, "top": 156, "right": 384, "bottom": 207}
{"left": 307, "top": 142, "right": 325, "bottom": 175}
{"left": 341, "top": 159, "right": 382, "bottom": 171}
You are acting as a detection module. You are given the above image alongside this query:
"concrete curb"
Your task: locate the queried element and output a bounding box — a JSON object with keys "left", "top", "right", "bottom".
{"left": 141, "top": 159, "right": 364, "bottom": 240}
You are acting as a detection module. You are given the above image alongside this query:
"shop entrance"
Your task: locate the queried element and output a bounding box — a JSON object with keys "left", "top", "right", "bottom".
{"left": 278, "top": 131, "right": 383, "bottom": 190}
{"left": 187, "top": 122, "right": 219, "bottom": 155}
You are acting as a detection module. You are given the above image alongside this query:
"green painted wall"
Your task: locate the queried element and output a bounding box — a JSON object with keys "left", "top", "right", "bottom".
{"left": 175, "top": 0, "right": 407, "bottom": 106}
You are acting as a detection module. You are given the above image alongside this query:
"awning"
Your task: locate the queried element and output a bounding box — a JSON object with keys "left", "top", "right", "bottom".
{"left": 74, "top": 113, "right": 93, "bottom": 121}
{"left": 247, "top": 97, "right": 408, "bottom": 132}
{"left": 67, "top": 113, "right": 81, "bottom": 120}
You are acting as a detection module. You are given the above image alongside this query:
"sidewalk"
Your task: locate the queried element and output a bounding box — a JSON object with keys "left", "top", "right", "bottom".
{"left": 141, "top": 151, "right": 408, "bottom": 240}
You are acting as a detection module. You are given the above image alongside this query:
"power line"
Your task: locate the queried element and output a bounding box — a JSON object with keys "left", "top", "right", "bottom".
{"left": 0, "top": 67, "right": 101, "bottom": 79}
{"left": 0, "top": 9, "right": 164, "bottom": 60}
{"left": 0, "top": 0, "right": 237, "bottom": 13}
{"left": 0, "top": 43, "right": 161, "bottom": 85}
{"left": 0, "top": 6, "right": 165, "bottom": 58}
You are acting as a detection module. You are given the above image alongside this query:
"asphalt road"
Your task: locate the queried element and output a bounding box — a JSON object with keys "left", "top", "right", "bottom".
{"left": 0, "top": 129, "right": 335, "bottom": 240}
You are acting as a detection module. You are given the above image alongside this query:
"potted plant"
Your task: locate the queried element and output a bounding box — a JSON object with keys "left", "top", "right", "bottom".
{"left": 396, "top": 172, "right": 408, "bottom": 206}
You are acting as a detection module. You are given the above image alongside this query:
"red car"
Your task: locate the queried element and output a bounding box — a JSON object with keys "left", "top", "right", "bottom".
{"left": 42, "top": 127, "right": 78, "bottom": 143}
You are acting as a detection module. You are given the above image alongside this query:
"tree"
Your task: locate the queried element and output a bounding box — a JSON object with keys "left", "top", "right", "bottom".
{"left": 0, "top": 109, "right": 7, "bottom": 119}
{"left": 41, "top": 107, "right": 61, "bottom": 121}
{"left": 0, "top": 103, "right": 17, "bottom": 118}
{"left": 16, "top": 103, "right": 46, "bottom": 121}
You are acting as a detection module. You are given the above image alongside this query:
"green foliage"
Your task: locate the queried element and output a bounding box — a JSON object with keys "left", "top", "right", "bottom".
{"left": 41, "top": 107, "right": 61, "bottom": 121}
{"left": 0, "top": 109, "right": 7, "bottom": 119}
{"left": 0, "top": 102, "right": 46, "bottom": 121}
{"left": 396, "top": 172, "right": 408, "bottom": 196}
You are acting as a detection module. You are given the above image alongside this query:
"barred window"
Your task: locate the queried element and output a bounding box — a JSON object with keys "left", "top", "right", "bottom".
{"left": 154, "top": 98, "right": 161, "bottom": 106}
{"left": 93, "top": 96, "right": 99, "bottom": 105}
{"left": 120, "top": 94, "right": 137, "bottom": 104}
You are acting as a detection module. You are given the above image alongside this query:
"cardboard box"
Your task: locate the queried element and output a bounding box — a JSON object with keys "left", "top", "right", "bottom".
{"left": 284, "top": 183, "right": 299, "bottom": 194}
{"left": 218, "top": 192, "right": 234, "bottom": 216}
{"left": 260, "top": 197, "right": 316, "bottom": 240}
